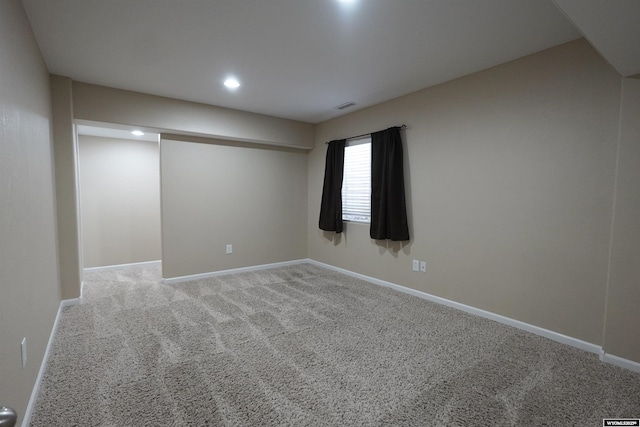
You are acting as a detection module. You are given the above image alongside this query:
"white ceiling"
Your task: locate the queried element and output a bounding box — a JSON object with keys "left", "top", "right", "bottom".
{"left": 21, "top": 0, "right": 639, "bottom": 124}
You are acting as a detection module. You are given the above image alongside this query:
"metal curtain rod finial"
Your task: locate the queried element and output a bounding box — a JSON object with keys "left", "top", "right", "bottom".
{"left": 325, "top": 124, "right": 406, "bottom": 144}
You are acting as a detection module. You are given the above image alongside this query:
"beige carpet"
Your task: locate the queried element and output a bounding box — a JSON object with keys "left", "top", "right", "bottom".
{"left": 30, "top": 262, "right": 640, "bottom": 426}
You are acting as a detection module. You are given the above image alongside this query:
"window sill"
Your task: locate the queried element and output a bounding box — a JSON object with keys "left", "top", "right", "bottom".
{"left": 343, "top": 219, "right": 370, "bottom": 224}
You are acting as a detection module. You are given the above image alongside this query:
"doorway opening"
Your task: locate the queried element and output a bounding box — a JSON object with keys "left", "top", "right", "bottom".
{"left": 76, "top": 124, "right": 161, "bottom": 271}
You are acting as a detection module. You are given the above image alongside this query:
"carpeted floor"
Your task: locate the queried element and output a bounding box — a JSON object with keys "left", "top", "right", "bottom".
{"left": 29, "top": 262, "right": 640, "bottom": 426}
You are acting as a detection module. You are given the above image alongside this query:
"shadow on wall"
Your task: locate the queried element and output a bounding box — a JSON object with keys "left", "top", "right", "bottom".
{"left": 322, "top": 226, "right": 412, "bottom": 257}
{"left": 374, "top": 239, "right": 412, "bottom": 258}
{"left": 322, "top": 230, "right": 343, "bottom": 246}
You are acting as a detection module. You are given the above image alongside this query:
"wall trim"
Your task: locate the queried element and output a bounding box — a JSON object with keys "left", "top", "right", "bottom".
{"left": 23, "top": 258, "right": 640, "bottom": 427}
{"left": 307, "top": 260, "right": 603, "bottom": 355}
{"left": 164, "top": 258, "right": 640, "bottom": 371}
{"left": 309, "top": 259, "right": 640, "bottom": 371}
{"left": 22, "top": 297, "right": 81, "bottom": 427}
{"left": 83, "top": 259, "right": 161, "bottom": 273}
{"left": 601, "top": 352, "right": 640, "bottom": 373}
{"left": 162, "top": 259, "right": 309, "bottom": 285}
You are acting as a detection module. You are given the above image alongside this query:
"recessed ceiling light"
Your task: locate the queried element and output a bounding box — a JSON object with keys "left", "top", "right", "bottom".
{"left": 337, "top": 0, "right": 358, "bottom": 12}
{"left": 224, "top": 78, "right": 240, "bottom": 89}
{"left": 131, "top": 130, "right": 144, "bottom": 136}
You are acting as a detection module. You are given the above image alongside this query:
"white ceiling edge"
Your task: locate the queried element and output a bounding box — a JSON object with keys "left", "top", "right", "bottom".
{"left": 20, "top": 0, "right": 581, "bottom": 124}
{"left": 21, "top": 0, "right": 637, "bottom": 123}
{"left": 553, "top": 0, "right": 640, "bottom": 77}
{"left": 76, "top": 123, "right": 159, "bottom": 142}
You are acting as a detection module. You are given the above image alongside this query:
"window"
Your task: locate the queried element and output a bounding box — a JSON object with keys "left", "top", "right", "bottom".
{"left": 341, "top": 137, "right": 371, "bottom": 223}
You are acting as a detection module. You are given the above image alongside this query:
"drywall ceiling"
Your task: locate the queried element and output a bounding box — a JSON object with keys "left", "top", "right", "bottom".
{"left": 19, "top": 0, "right": 635, "bottom": 124}
{"left": 552, "top": 0, "right": 640, "bottom": 77}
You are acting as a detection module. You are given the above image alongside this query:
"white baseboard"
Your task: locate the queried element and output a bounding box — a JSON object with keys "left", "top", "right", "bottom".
{"left": 83, "top": 259, "right": 161, "bottom": 273}
{"left": 25, "top": 257, "right": 639, "bottom": 427}
{"left": 22, "top": 297, "right": 81, "bottom": 427}
{"left": 162, "top": 259, "right": 309, "bottom": 285}
{"left": 60, "top": 298, "right": 81, "bottom": 307}
{"left": 601, "top": 352, "right": 640, "bottom": 373}
{"left": 308, "top": 259, "right": 640, "bottom": 371}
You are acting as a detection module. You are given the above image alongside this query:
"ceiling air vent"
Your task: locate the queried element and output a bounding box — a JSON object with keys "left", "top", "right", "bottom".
{"left": 335, "top": 101, "right": 356, "bottom": 110}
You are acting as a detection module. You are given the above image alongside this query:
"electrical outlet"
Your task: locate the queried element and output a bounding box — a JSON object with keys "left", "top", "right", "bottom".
{"left": 420, "top": 261, "right": 427, "bottom": 272}
{"left": 21, "top": 338, "right": 27, "bottom": 368}
{"left": 412, "top": 260, "right": 419, "bottom": 271}
{"left": 226, "top": 244, "right": 233, "bottom": 254}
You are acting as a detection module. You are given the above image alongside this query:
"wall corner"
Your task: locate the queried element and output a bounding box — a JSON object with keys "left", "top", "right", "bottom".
{"left": 50, "top": 75, "right": 82, "bottom": 300}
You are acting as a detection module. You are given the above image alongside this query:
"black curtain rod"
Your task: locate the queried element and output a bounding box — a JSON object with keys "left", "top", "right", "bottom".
{"left": 324, "top": 124, "right": 406, "bottom": 144}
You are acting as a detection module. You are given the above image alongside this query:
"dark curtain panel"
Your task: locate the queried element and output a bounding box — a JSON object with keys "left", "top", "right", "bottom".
{"left": 319, "top": 139, "right": 346, "bottom": 233}
{"left": 370, "top": 127, "right": 410, "bottom": 241}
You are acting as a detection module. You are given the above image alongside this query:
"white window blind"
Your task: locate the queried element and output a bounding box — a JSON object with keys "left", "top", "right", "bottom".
{"left": 342, "top": 138, "right": 371, "bottom": 223}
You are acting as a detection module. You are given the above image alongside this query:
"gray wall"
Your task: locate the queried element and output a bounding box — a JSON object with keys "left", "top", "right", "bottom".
{"left": 604, "top": 78, "right": 640, "bottom": 361}
{"left": 73, "top": 82, "right": 315, "bottom": 149}
{"left": 161, "top": 138, "right": 308, "bottom": 278}
{"left": 78, "top": 135, "right": 161, "bottom": 268}
{"left": 0, "top": 0, "right": 61, "bottom": 419}
{"left": 309, "top": 39, "right": 622, "bottom": 348}
{"left": 51, "top": 81, "right": 315, "bottom": 298}
{"left": 51, "top": 75, "right": 82, "bottom": 299}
